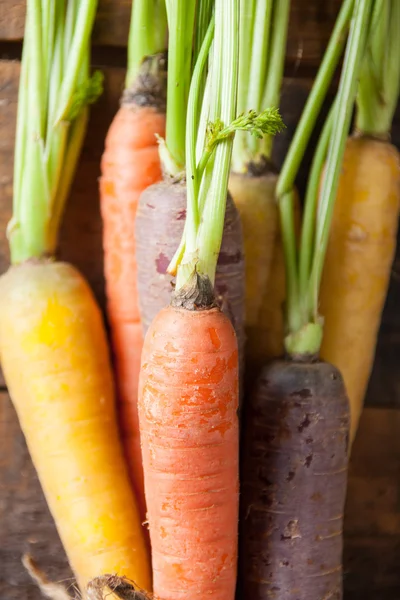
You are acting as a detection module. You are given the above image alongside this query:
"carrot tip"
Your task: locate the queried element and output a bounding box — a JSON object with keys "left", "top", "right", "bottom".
{"left": 86, "top": 575, "right": 151, "bottom": 600}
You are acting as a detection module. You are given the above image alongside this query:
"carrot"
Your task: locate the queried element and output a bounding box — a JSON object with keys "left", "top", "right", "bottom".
{"left": 139, "top": 299, "right": 239, "bottom": 600}
{"left": 134, "top": 2, "right": 247, "bottom": 379}
{"left": 100, "top": 0, "right": 167, "bottom": 522}
{"left": 320, "top": 1, "right": 400, "bottom": 444}
{"left": 138, "top": 4, "right": 283, "bottom": 598}
{"left": 240, "top": 360, "right": 349, "bottom": 599}
{"left": 230, "top": 167, "right": 301, "bottom": 371}
{"left": 1, "top": 2, "right": 150, "bottom": 593}
{"left": 239, "top": 1, "right": 372, "bottom": 597}
{"left": 0, "top": 262, "right": 151, "bottom": 592}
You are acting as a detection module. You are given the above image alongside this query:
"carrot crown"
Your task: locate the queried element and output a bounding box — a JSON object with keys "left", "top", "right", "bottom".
{"left": 9, "top": 0, "right": 102, "bottom": 265}
{"left": 168, "top": 1, "right": 284, "bottom": 295}
{"left": 232, "top": 0, "right": 291, "bottom": 173}
{"left": 355, "top": 0, "right": 400, "bottom": 138}
{"left": 276, "top": 0, "right": 375, "bottom": 358}
{"left": 126, "top": 0, "right": 167, "bottom": 90}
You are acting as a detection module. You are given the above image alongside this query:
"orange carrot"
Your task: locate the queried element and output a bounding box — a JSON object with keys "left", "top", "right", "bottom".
{"left": 100, "top": 55, "right": 166, "bottom": 520}
{"left": 139, "top": 300, "right": 239, "bottom": 600}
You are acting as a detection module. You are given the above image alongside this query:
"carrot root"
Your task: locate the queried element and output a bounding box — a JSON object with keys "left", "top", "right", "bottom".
{"left": 100, "top": 96, "right": 166, "bottom": 520}
{"left": 240, "top": 359, "right": 350, "bottom": 600}
{"left": 139, "top": 304, "right": 239, "bottom": 600}
{"left": 0, "top": 261, "right": 151, "bottom": 592}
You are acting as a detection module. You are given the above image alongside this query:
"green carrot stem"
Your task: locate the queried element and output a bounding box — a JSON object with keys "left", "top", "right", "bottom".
{"left": 261, "top": 0, "right": 291, "bottom": 159}
{"left": 8, "top": 0, "right": 102, "bottom": 264}
{"left": 194, "top": 0, "right": 214, "bottom": 64}
{"left": 193, "top": 1, "right": 214, "bottom": 127}
{"left": 276, "top": 0, "right": 355, "bottom": 198}
{"left": 172, "top": 2, "right": 284, "bottom": 286}
{"left": 246, "top": 0, "right": 273, "bottom": 158}
{"left": 164, "top": 0, "right": 196, "bottom": 172}
{"left": 355, "top": 0, "right": 400, "bottom": 137}
{"left": 55, "top": 2, "right": 98, "bottom": 123}
{"left": 126, "top": 0, "right": 167, "bottom": 89}
{"left": 308, "top": 0, "right": 374, "bottom": 322}
{"left": 195, "top": 0, "right": 239, "bottom": 285}
{"left": 279, "top": 190, "right": 301, "bottom": 333}
{"left": 232, "top": 0, "right": 290, "bottom": 170}
{"left": 231, "top": 0, "right": 256, "bottom": 172}
{"left": 298, "top": 101, "right": 335, "bottom": 301}
{"left": 186, "top": 15, "right": 215, "bottom": 254}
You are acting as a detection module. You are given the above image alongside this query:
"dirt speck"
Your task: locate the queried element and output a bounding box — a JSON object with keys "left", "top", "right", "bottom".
{"left": 305, "top": 453, "right": 313, "bottom": 468}
{"left": 286, "top": 471, "right": 295, "bottom": 482}
{"left": 281, "top": 520, "right": 301, "bottom": 541}
{"left": 298, "top": 414, "right": 311, "bottom": 432}
{"left": 290, "top": 388, "right": 312, "bottom": 399}
{"left": 280, "top": 560, "right": 289, "bottom": 567}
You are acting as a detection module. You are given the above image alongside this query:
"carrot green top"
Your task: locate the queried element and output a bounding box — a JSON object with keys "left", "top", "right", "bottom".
{"left": 9, "top": 0, "right": 103, "bottom": 265}
{"left": 355, "top": 0, "right": 400, "bottom": 138}
{"left": 169, "top": 0, "right": 284, "bottom": 295}
{"left": 276, "top": 0, "right": 375, "bottom": 358}
{"left": 159, "top": 0, "right": 196, "bottom": 175}
{"left": 232, "top": 0, "right": 291, "bottom": 172}
{"left": 126, "top": 0, "right": 167, "bottom": 89}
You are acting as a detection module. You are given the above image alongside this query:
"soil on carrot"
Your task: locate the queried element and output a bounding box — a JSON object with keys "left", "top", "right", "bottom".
{"left": 122, "top": 52, "right": 168, "bottom": 110}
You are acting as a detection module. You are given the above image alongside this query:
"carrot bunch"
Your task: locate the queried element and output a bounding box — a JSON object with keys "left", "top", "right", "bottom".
{"left": 1, "top": 1, "right": 151, "bottom": 594}
{"left": 100, "top": 0, "right": 168, "bottom": 524}
{"left": 7, "top": 2, "right": 400, "bottom": 600}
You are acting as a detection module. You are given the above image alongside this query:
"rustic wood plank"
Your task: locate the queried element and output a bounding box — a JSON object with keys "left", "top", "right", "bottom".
{"left": 2, "top": 398, "right": 399, "bottom": 599}
{"left": 342, "top": 409, "right": 400, "bottom": 599}
{"left": 345, "top": 409, "right": 400, "bottom": 536}
{"left": 0, "top": 0, "right": 341, "bottom": 68}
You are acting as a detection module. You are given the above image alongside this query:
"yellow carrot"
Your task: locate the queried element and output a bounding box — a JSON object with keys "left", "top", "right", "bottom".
{"left": 320, "top": 1, "right": 400, "bottom": 444}
{"left": 320, "top": 136, "right": 400, "bottom": 443}
{"left": 0, "top": 262, "right": 151, "bottom": 591}
{"left": 230, "top": 169, "right": 301, "bottom": 370}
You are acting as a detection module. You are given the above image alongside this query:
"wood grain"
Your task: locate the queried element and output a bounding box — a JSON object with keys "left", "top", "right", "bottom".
{"left": 1, "top": 398, "right": 399, "bottom": 599}
{"left": 0, "top": 0, "right": 342, "bottom": 68}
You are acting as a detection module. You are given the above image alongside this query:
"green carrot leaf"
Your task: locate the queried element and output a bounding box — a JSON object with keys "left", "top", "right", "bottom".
{"left": 64, "top": 70, "right": 104, "bottom": 122}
